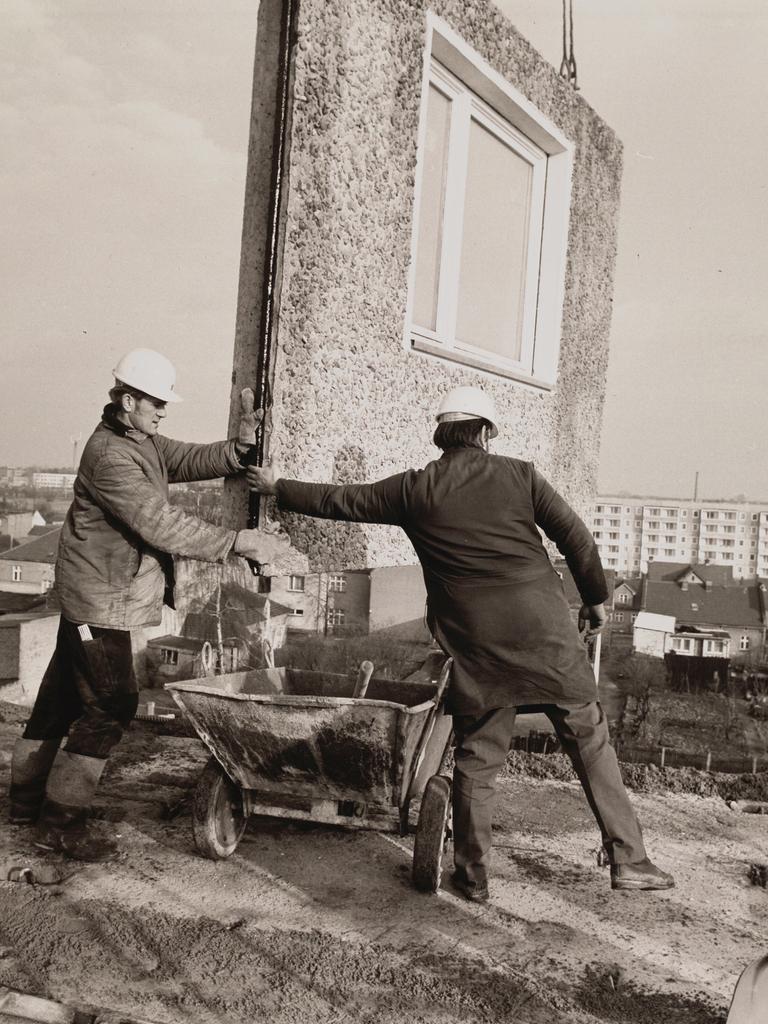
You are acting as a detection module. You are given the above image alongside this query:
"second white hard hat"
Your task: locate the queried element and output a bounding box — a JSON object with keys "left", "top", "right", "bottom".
{"left": 112, "top": 348, "right": 183, "bottom": 403}
{"left": 436, "top": 386, "right": 498, "bottom": 438}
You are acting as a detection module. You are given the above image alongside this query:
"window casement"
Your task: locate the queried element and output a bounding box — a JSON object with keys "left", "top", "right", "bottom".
{"left": 328, "top": 574, "right": 346, "bottom": 593}
{"left": 161, "top": 649, "right": 179, "bottom": 666}
{"left": 740, "top": 635, "right": 750, "bottom": 651}
{"left": 288, "top": 575, "right": 305, "bottom": 593}
{"left": 407, "top": 18, "right": 572, "bottom": 388}
{"left": 11, "top": 565, "right": 22, "bottom": 582}
{"left": 327, "top": 609, "right": 345, "bottom": 628}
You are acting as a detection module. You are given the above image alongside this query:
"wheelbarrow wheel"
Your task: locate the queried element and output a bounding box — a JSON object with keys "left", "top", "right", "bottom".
{"left": 192, "top": 757, "right": 247, "bottom": 860}
{"left": 412, "top": 774, "right": 451, "bottom": 893}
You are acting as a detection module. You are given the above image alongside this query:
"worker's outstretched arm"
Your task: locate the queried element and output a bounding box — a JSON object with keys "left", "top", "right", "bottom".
{"left": 530, "top": 466, "right": 607, "bottom": 609}
{"left": 248, "top": 463, "right": 408, "bottom": 526}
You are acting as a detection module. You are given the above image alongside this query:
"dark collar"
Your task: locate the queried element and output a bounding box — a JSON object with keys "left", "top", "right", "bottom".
{"left": 101, "top": 403, "right": 149, "bottom": 443}
{"left": 439, "top": 446, "right": 487, "bottom": 459}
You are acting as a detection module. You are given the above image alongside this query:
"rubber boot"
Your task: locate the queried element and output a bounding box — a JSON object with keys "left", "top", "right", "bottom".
{"left": 9, "top": 738, "right": 61, "bottom": 825}
{"left": 35, "top": 750, "right": 119, "bottom": 862}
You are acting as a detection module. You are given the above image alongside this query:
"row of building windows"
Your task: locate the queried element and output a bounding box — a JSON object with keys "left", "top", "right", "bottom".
{"left": 287, "top": 574, "right": 347, "bottom": 593}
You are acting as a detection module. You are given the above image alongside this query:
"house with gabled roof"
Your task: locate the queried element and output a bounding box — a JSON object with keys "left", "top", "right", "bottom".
{"left": 611, "top": 577, "right": 643, "bottom": 642}
{"left": 640, "top": 563, "right": 767, "bottom": 662}
{"left": 0, "top": 527, "right": 60, "bottom": 594}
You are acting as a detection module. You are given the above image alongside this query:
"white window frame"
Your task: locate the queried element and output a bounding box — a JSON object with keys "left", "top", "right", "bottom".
{"left": 328, "top": 574, "right": 347, "bottom": 593}
{"left": 287, "top": 575, "right": 305, "bottom": 593}
{"left": 11, "top": 565, "right": 22, "bottom": 582}
{"left": 405, "top": 15, "right": 573, "bottom": 390}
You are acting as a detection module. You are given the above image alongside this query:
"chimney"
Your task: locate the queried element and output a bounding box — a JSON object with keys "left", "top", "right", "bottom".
{"left": 681, "top": 581, "right": 689, "bottom": 592}
{"left": 640, "top": 575, "right": 649, "bottom": 609}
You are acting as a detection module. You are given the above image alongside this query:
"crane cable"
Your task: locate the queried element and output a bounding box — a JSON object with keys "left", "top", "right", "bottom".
{"left": 559, "top": 0, "right": 579, "bottom": 90}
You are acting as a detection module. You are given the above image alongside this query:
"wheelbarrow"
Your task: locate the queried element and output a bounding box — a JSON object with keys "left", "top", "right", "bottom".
{"left": 165, "top": 658, "right": 454, "bottom": 893}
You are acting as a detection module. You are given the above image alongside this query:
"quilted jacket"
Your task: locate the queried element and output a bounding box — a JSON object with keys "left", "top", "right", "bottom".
{"left": 55, "top": 406, "right": 241, "bottom": 629}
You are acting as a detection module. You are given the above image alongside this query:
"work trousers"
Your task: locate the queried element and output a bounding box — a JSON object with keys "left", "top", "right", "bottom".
{"left": 452, "top": 702, "right": 646, "bottom": 887}
{"left": 23, "top": 617, "right": 139, "bottom": 760}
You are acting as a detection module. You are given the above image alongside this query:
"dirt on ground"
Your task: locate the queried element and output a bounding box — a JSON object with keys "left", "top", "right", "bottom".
{"left": 0, "top": 702, "right": 766, "bottom": 1024}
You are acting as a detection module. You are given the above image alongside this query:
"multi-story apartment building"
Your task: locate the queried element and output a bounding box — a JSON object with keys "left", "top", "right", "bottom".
{"left": 30, "top": 472, "right": 76, "bottom": 490}
{"left": 589, "top": 496, "right": 768, "bottom": 579}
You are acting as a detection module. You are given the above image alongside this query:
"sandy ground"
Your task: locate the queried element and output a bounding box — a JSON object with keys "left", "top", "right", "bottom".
{"left": 1, "top": 704, "right": 766, "bottom": 1024}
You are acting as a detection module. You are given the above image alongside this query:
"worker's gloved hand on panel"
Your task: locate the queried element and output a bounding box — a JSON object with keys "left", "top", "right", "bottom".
{"left": 246, "top": 460, "right": 279, "bottom": 496}
{"left": 578, "top": 602, "right": 606, "bottom": 637}
{"left": 235, "top": 388, "right": 264, "bottom": 463}
{"left": 233, "top": 526, "right": 290, "bottom": 565}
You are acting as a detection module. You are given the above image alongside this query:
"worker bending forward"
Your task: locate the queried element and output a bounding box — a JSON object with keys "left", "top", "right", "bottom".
{"left": 248, "top": 386, "right": 673, "bottom": 901}
{"left": 8, "top": 348, "right": 288, "bottom": 861}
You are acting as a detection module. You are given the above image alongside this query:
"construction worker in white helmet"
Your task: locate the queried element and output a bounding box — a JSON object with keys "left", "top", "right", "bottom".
{"left": 247, "top": 384, "right": 674, "bottom": 901}
{"left": 8, "top": 348, "right": 288, "bottom": 861}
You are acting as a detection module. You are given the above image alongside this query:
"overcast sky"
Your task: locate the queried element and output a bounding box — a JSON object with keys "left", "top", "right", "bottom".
{"left": 2, "top": 1, "right": 767, "bottom": 500}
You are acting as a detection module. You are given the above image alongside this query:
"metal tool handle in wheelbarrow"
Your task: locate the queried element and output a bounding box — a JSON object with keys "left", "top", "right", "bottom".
{"left": 353, "top": 661, "right": 374, "bottom": 699}
{"left": 405, "top": 658, "right": 453, "bottom": 801}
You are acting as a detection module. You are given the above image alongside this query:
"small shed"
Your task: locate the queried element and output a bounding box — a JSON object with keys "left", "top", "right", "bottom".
{"left": 633, "top": 612, "right": 676, "bottom": 658}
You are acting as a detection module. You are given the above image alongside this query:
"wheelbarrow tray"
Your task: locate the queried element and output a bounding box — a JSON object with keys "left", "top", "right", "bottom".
{"left": 166, "top": 667, "right": 451, "bottom": 821}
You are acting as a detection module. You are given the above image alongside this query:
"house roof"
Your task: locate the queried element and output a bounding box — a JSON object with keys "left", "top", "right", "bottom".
{"left": 146, "top": 634, "right": 213, "bottom": 653}
{"left": 26, "top": 524, "right": 61, "bottom": 537}
{"left": 644, "top": 579, "right": 766, "bottom": 629}
{"left": 615, "top": 578, "right": 642, "bottom": 594}
{"left": 0, "top": 591, "right": 51, "bottom": 615}
{"left": 0, "top": 528, "right": 61, "bottom": 564}
{"left": 646, "top": 562, "right": 736, "bottom": 586}
{"left": 198, "top": 582, "right": 292, "bottom": 620}
{"left": 183, "top": 593, "right": 293, "bottom": 644}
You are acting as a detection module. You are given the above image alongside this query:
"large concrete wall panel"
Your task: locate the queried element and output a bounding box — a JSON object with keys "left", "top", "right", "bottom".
{"left": 234, "top": 0, "right": 622, "bottom": 570}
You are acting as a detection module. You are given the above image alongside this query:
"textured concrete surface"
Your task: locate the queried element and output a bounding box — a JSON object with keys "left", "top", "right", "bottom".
{"left": 233, "top": 0, "right": 622, "bottom": 570}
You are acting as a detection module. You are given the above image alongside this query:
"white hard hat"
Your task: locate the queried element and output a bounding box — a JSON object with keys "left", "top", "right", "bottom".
{"left": 112, "top": 348, "right": 183, "bottom": 403}
{"left": 436, "top": 386, "right": 498, "bottom": 438}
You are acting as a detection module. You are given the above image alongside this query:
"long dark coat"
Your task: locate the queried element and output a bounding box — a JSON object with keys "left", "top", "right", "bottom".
{"left": 276, "top": 448, "right": 607, "bottom": 714}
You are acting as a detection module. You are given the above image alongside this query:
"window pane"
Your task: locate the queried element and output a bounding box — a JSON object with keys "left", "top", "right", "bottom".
{"left": 413, "top": 84, "right": 452, "bottom": 331}
{"left": 456, "top": 118, "right": 533, "bottom": 361}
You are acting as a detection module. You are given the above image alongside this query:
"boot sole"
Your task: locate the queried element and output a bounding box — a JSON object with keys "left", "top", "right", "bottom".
{"left": 611, "top": 878, "right": 675, "bottom": 891}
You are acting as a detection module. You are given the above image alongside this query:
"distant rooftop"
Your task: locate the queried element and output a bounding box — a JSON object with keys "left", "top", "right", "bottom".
{"left": 0, "top": 527, "right": 61, "bottom": 564}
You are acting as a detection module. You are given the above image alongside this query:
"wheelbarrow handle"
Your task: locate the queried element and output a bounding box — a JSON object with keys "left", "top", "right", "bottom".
{"left": 432, "top": 657, "right": 453, "bottom": 707}
{"left": 353, "top": 660, "right": 375, "bottom": 699}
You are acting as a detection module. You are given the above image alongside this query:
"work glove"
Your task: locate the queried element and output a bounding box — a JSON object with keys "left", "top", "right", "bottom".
{"left": 246, "top": 460, "right": 279, "bottom": 496}
{"left": 235, "top": 388, "right": 264, "bottom": 464}
{"left": 233, "top": 526, "right": 291, "bottom": 565}
{"left": 578, "top": 602, "right": 606, "bottom": 637}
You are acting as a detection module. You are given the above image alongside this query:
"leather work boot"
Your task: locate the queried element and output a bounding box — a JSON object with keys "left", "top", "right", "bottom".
{"left": 34, "top": 749, "right": 119, "bottom": 863}
{"left": 611, "top": 858, "right": 675, "bottom": 891}
{"left": 9, "top": 738, "right": 61, "bottom": 825}
{"left": 35, "top": 810, "right": 119, "bottom": 863}
{"left": 450, "top": 870, "right": 490, "bottom": 903}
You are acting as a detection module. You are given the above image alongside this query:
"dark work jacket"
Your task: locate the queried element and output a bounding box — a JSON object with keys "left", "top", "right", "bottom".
{"left": 276, "top": 449, "right": 607, "bottom": 714}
